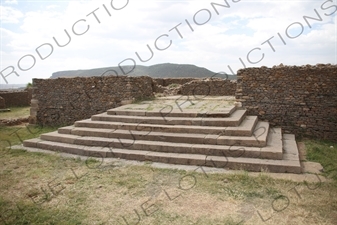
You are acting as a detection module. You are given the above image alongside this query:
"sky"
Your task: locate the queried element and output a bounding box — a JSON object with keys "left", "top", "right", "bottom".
{"left": 1, "top": 0, "right": 336, "bottom": 85}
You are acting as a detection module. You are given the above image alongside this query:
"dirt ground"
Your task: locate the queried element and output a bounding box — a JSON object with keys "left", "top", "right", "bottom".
{"left": 0, "top": 142, "right": 334, "bottom": 225}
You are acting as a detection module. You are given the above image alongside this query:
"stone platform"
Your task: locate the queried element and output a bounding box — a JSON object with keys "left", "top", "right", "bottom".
{"left": 23, "top": 96, "right": 302, "bottom": 173}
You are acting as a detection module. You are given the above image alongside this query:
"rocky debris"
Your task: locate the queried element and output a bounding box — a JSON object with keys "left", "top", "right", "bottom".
{"left": 152, "top": 78, "right": 200, "bottom": 96}
{"left": 164, "top": 84, "right": 182, "bottom": 96}
{"left": 154, "top": 84, "right": 182, "bottom": 97}
{"left": 179, "top": 78, "right": 237, "bottom": 96}
{"left": 0, "top": 117, "right": 29, "bottom": 126}
{"left": 153, "top": 78, "right": 198, "bottom": 86}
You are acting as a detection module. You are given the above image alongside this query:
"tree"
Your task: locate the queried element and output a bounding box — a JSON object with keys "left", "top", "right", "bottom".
{"left": 26, "top": 82, "right": 33, "bottom": 88}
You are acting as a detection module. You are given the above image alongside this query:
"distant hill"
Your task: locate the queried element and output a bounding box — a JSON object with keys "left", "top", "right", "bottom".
{"left": 0, "top": 83, "right": 27, "bottom": 90}
{"left": 51, "top": 63, "right": 237, "bottom": 80}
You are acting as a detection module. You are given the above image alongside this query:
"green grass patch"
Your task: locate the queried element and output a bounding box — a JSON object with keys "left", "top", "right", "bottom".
{"left": 188, "top": 170, "right": 287, "bottom": 200}
{"left": 0, "top": 107, "right": 30, "bottom": 119}
{"left": 0, "top": 123, "right": 337, "bottom": 224}
{"left": 0, "top": 125, "right": 59, "bottom": 148}
{"left": 0, "top": 197, "right": 85, "bottom": 225}
{"left": 132, "top": 96, "right": 156, "bottom": 104}
{"left": 1, "top": 146, "right": 337, "bottom": 224}
{"left": 305, "top": 139, "right": 337, "bottom": 182}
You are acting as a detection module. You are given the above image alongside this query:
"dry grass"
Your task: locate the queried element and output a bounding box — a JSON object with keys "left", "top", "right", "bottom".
{"left": 0, "top": 125, "right": 59, "bottom": 147}
{"left": 1, "top": 146, "right": 337, "bottom": 224}
{"left": 0, "top": 107, "right": 30, "bottom": 119}
{"left": 1, "top": 124, "right": 336, "bottom": 224}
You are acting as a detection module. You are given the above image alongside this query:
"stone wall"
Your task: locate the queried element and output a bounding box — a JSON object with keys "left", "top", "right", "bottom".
{"left": 236, "top": 64, "right": 337, "bottom": 141}
{"left": 0, "top": 89, "right": 32, "bottom": 107}
{"left": 31, "top": 76, "right": 154, "bottom": 126}
{"left": 0, "top": 96, "right": 5, "bottom": 109}
{"left": 179, "top": 79, "right": 237, "bottom": 96}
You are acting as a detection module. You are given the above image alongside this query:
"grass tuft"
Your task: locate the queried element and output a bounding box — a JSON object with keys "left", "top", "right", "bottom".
{"left": 0, "top": 125, "right": 59, "bottom": 148}
{"left": 0, "top": 107, "right": 30, "bottom": 119}
{"left": 305, "top": 139, "right": 337, "bottom": 182}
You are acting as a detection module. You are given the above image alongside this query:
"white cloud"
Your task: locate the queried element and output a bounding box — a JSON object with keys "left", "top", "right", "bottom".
{"left": 4, "top": 0, "right": 18, "bottom": 5}
{"left": 0, "top": 0, "right": 336, "bottom": 84}
{"left": 0, "top": 5, "right": 23, "bottom": 23}
{"left": 46, "top": 5, "right": 59, "bottom": 10}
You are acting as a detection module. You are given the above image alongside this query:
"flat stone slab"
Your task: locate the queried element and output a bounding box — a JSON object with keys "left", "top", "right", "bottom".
{"left": 23, "top": 133, "right": 301, "bottom": 173}
{"left": 108, "top": 96, "right": 237, "bottom": 118}
{"left": 108, "top": 107, "right": 237, "bottom": 118}
{"left": 35, "top": 127, "right": 282, "bottom": 160}
{"left": 92, "top": 109, "right": 246, "bottom": 127}
{"left": 74, "top": 116, "right": 257, "bottom": 137}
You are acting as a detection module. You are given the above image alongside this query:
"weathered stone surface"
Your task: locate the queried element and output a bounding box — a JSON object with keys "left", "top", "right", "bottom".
{"left": 236, "top": 64, "right": 337, "bottom": 141}
{"left": 0, "top": 89, "right": 32, "bottom": 107}
{"left": 31, "top": 76, "right": 154, "bottom": 126}
{"left": 0, "top": 96, "right": 5, "bottom": 109}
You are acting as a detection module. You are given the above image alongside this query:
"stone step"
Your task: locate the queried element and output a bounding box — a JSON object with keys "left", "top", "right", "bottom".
{"left": 107, "top": 105, "right": 237, "bottom": 117}
{"left": 225, "top": 116, "right": 258, "bottom": 136}
{"left": 22, "top": 133, "right": 300, "bottom": 173}
{"left": 35, "top": 126, "right": 279, "bottom": 159}
{"left": 72, "top": 116, "right": 258, "bottom": 137}
{"left": 91, "top": 109, "right": 247, "bottom": 127}
{"left": 282, "top": 134, "right": 301, "bottom": 167}
{"left": 22, "top": 96, "right": 302, "bottom": 173}
{"left": 58, "top": 120, "right": 268, "bottom": 147}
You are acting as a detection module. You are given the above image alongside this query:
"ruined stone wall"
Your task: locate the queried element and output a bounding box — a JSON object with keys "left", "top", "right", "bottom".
{"left": 31, "top": 76, "right": 154, "bottom": 126}
{"left": 236, "top": 64, "right": 337, "bottom": 141}
{"left": 179, "top": 79, "right": 237, "bottom": 96}
{"left": 0, "top": 90, "right": 32, "bottom": 107}
{"left": 0, "top": 96, "right": 5, "bottom": 109}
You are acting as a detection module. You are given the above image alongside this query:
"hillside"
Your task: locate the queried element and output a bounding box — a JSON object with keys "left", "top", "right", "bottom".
{"left": 50, "top": 63, "right": 237, "bottom": 80}
{"left": 0, "top": 84, "right": 27, "bottom": 90}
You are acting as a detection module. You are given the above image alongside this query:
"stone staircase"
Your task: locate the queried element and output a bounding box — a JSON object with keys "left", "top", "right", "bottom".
{"left": 23, "top": 97, "right": 302, "bottom": 173}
